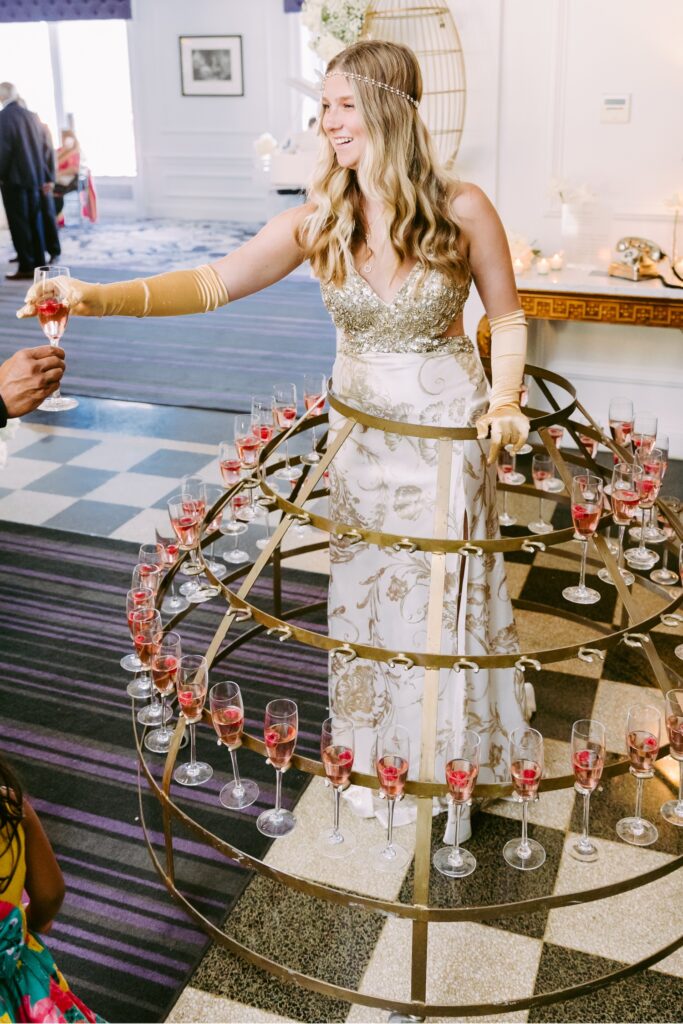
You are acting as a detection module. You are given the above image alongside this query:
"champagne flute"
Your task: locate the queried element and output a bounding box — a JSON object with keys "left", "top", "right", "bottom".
{"left": 144, "top": 631, "right": 182, "bottom": 754}
{"left": 503, "top": 726, "right": 545, "bottom": 871}
{"left": 122, "top": 586, "right": 154, "bottom": 673}
{"left": 210, "top": 680, "right": 259, "bottom": 809}
{"left": 624, "top": 448, "right": 663, "bottom": 571}
{"left": 577, "top": 429, "right": 599, "bottom": 460}
{"left": 137, "top": 607, "right": 175, "bottom": 728}
{"left": 503, "top": 443, "right": 526, "bottom": 485}
{"left": 678, "top": 546, "right": 683, "bottom": 662}
{"left": 234, "top": 414, "right": 260, "bottom": 472}
{"left": 154, "top": 526, "right": 190, "bottom": 615}
{"left": 129, "top": 608, "right": 162, "bottom": 702}
{"left": 496, "top": 449, "right": 517, "bottom": 526}
{"left": 203, "top": 484, "right": 228, "bottom": 584}
{"left": 608, "top": 397, "right": 634, "bottom": 456}
{"left": 632, "top": 412, "right": 657, "bottom": 455}
{"left": 528, "top": 454, "right": 554, "bottom": 534}
{"left": 255, "top": 496, "right": 276, "bottom": 552}
{"left": 661, "top": 689, "right": 683, "bottom": 827}
{"left": 517, "top": 376, "right": 532, "bottom": 455}
{"left": 301, "top": 373, "right": 326, "bottom": 466}
{"left": 567, "top": 719, "right": 605, "bottom": 862}
{"left": 563, "top": 473, "right": 603, "bottom": 605}
{"left": 33, "top": 265, "right": 78, "bottom": 411}
{"left": 372, "top": 723, "right": 411, "bottom": 872}
{"left": 131, "top": 561, "right": 162, "bottom": 595}
{"left": 257, "top": 698, "right": 298, "bottom": 838}
{"left": 174, "top": 654, "right": 213, "bottom": 787}
{"left": 616, "top": 703, "right": 661, "bottom": 846}
{"left": 545, "top": 426, "right": 565, "bottom": 492}
{"left": 218, "top": 441, "right": 242, "bottom": 487}
{"left": 219, "top": 492, "right": 251, "bottom": 564}
{"left": 651, "top": 495, "right": 680, "bottom": 585}
{"left": 251, "top": 397, "right": 275, "bottom": 447}
{"left": 598, "top": 462, "right": 641, "bottom": 588}
{"left": 273, "top": 382, "right": 302, "bottom": 480}
{"left": 433, "top": 729, "right": 480, "bottom": 878}
{"left": 168, "top": 486, "right": 213, "bottom": 603}
{"left": 318, "top": 715, "right": 355, "bottom": 858}
{"left": 640, "top": 435, "right": 669, "bottom": 544}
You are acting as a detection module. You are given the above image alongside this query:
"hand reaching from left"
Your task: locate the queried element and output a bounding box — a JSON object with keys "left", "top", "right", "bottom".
{"left": 476, "top": 404, "right": 529, "bottom": 464}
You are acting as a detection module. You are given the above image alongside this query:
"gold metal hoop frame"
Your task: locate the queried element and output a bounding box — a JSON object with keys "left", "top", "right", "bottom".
{"left": 138, "top": 363, "right": 683, "bottom": 1016}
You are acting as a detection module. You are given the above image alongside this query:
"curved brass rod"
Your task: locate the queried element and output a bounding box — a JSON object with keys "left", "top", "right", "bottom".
{"left": 325, "top": 361, "right": 577, "bottom": 439}
{"left": 253, "top": 480, "right": 585, "bottom": 554}
{"left": 217, "top": 580, "right": 683, "bottom": 671}
{"left": 135, "top": 723, "right": 683, "bottom": 951}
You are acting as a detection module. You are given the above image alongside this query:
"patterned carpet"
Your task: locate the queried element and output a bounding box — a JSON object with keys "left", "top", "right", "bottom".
{"left": 0, "top": 521, "right": 328, "bottom": 1023}
{"left": 0, "top": 217, "right": 336, "bottom": 412}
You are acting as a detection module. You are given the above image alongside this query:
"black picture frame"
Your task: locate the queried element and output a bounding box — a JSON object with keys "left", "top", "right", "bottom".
{"left": 179, "top": 35, "right": 244, "bottom": 97}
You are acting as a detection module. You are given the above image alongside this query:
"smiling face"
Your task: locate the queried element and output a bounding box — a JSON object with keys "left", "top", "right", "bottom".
{"left": 321, "top": 75, "right": 368, "bottom": 171}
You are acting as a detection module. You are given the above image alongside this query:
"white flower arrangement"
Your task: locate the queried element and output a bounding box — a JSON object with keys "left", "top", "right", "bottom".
{"left": 253, "top": 132, "right": 279, "bottom": 158}
{"left": 0, "top": 418, "right": 20, "bottom": 470}
{"left": 301, "top": 0, "right": 367, "bottom": 61}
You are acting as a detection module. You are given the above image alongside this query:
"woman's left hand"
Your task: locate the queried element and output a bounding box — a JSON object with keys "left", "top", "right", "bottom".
{"left": 476, "top": 404, "right": 529, "bottom": 464}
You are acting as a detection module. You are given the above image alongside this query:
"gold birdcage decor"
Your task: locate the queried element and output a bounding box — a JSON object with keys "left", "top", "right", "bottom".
{"left": 360, "top": 0, "right": 467, "bottom": 166}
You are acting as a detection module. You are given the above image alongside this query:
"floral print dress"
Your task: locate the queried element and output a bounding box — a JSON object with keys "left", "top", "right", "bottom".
{"left": 320, "top": 263, "right": 529, "bottom": 810}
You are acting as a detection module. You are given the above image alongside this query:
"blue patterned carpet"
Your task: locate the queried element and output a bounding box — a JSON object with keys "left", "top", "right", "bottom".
{"left": 0, "top": 217, "right": 336, "bottom": 412}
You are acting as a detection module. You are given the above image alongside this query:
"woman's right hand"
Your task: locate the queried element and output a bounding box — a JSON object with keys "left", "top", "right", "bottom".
{"left": 17, "top": 277, "right": 103, "bottom": 319}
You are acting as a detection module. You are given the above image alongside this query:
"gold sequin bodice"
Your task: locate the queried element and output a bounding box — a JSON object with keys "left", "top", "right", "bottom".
{"left": 320, "top": 262, "right": 472, "bottom": 356}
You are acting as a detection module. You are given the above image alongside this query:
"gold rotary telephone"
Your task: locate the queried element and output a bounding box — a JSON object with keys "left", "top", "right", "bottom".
{"left": 609, "top": 236, "right": 683, "bottom": 288}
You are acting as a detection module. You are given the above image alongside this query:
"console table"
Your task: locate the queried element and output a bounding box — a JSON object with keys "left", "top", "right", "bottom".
{"left": 477, "top": 267, "right": 683, "bottom": 356}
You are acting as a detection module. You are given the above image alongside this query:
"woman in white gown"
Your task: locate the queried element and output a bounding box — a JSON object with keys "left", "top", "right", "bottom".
{"left": 18, "top": 41, "right": 531, "bottom": 821}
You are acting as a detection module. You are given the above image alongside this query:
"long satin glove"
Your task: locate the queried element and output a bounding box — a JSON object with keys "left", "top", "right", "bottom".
{"left": 17, "top": 264, "right": 229, "bottom": 319}
{"left": 475, "top": 308, "right": 530, "bottom": 464}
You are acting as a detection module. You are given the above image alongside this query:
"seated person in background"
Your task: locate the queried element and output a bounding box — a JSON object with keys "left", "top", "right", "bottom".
{"left": 53, "top": 129, "right": 81, "bottom": 223}
{"left": 0, "top": 345, "right": 65, "bottom": 427}
{"left": 0, "top": 753, "right": 104, "bottom": 1021}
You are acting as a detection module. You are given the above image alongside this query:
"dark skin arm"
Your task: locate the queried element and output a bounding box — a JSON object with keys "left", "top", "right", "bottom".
{"left": 22, "top": 799, "right": 65, "bottom": 933}
{"left": 0, "top": 346, "right": 65, "bottom": 418}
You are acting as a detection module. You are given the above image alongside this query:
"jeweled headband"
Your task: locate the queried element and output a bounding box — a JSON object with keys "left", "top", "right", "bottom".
{"left": 323, "top": 70, "right": 419, "bottom": 109}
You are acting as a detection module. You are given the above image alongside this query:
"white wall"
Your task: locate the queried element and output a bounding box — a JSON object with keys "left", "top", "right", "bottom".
{"left": 127, "top": 0, "right": 299, "bottom": 221}
{"left": 447, "top": 0, "right": 683, "bottom": 455}
{"left": 493, "top": 0, "right": 683, "bottom": 252}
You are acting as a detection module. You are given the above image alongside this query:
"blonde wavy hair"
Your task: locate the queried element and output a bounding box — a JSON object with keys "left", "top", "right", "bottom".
{"left": 296, "top": 40, "right": 467, "bottom": 288}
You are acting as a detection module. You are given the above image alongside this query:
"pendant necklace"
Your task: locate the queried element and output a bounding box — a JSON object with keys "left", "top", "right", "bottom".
{"left": 362, "top": 209, "right": 384, "bottom": 274}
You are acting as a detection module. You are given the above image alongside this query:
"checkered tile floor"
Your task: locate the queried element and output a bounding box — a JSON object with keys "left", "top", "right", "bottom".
{"left": 1, "top": 419, "right": 222, "bottom": 541}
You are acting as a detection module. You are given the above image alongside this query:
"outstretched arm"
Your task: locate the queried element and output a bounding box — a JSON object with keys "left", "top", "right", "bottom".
{"left": 17, "top": 205, "right": 311, "bottom": 320}
{"left": 22, "top": 799, "right": 65, "bottom": 933}
{"left": 452, "top": 183, "right": 529, "bottom": 463}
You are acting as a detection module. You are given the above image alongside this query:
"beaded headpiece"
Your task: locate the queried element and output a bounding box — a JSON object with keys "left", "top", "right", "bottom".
{"left": 323, "top": 70, "right": 419, "bottom": 109}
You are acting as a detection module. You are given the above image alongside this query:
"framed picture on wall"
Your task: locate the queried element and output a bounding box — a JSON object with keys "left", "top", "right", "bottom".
{"left": 179, "top": 35, "right": 244, "bottom": 97}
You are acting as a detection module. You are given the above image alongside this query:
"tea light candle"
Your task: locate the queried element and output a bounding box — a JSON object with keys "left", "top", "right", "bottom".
{"left": 536, "top": 257, "right": 550, "bottom": 275}
{"left": 513, "top": 257, "right": 524, "bottom": 276}
{"left": 549, "top": 252, "right": 564, "bottom": 271}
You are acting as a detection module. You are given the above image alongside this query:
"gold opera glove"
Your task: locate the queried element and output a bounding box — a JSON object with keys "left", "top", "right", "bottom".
{"left": 475, "top": 308, "right": 530, "bottom": 464}
{"left": 17, "top": 264, "right": 229, "bottom": 319}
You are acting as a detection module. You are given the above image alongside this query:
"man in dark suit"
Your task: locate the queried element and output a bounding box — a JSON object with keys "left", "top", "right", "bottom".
{"left": 0, "top": 82, "right": 47, "bottom": 280}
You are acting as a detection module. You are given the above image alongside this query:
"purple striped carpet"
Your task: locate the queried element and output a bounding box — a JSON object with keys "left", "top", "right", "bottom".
{"left": 0, "top": 520, "right": 329, "bottom": 1022}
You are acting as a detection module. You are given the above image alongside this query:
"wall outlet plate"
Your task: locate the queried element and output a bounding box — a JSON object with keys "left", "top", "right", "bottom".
{"left": 601, "top": 94, "right": 631, "bottom": 123}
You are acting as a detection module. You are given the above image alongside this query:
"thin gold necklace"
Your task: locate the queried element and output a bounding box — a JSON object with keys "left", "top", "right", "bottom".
{"left": 362, "top": 208, "right": 385, "bottom": 274}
